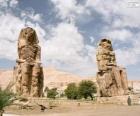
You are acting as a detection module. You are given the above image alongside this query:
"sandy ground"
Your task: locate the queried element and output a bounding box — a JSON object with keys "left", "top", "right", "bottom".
{"left": 4, "top": 101, "right": 140, "bottom": 116}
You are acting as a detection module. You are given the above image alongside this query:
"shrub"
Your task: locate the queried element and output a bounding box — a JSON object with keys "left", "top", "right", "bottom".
{"left": 47, "top": 88, "right": 58, "bottom": 99}
{"left": 65, "top": 83, "right": 79, "bottom": 99}
{"left": 0, "top": 89, "right": 15, "bottom": 116}
{"left": 78, "top": 80, "right": 97, "bottom": 100}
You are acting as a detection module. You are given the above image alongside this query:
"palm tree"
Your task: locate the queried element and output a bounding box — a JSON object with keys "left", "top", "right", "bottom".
{"left": 0, "top": 89, "right": 15, "bottom": 116}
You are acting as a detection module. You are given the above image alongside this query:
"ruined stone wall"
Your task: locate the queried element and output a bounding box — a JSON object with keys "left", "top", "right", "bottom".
{"left": 96, "top": 39, "right": 128, "bottom": 97}
{"left": 13, "top": 27, "right": 44, "bottom": 97}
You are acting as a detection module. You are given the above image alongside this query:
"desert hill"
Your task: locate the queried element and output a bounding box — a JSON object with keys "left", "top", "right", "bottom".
{"left": 0, "top": 68, "right": 140, "bottom": 93}
{"left": 0, "top": 67, "right": 95, "bottom": 90}
{"left": 0, "top": 70, "right": 13, "bottom": 89}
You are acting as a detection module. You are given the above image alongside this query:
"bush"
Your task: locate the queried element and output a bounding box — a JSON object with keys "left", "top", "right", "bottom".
{"left": 47, "top": 88, "right": 58, "bottom": 99}
{"left": 0, "top": 89, "right": 15, "bottom": 116}
{"left": 78, "top": 80, "right": 97, "bottom": 100}
{"left": 65, "top": 83, "right": 79, "bottom": 99}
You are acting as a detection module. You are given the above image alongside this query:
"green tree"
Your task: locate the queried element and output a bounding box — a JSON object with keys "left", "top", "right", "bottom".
{"left": 65, "top": 83, "right": 79, "bottom": 99}
{"left": 0, "top": 89, "right": 15, "bottom": 116}
{"left": 78, "top": 80, "right": 97, "bottom": 100}
{"left": 47, "top": 88, "right": 58, "bottom": 99}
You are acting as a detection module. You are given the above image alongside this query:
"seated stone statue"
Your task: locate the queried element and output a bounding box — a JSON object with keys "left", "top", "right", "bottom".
{"left": 96, "top": 39, "right": 128, "bottom": 97}
{"left": 14, "top": 27, "right": 44, "bottom": 97}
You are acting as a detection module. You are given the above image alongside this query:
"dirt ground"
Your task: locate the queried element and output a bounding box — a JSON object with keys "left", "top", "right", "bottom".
{"left": 4, "top": 101, "right": 140, "bottom": 116}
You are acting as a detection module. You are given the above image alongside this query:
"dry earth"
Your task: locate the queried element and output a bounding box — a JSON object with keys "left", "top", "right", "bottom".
{"left": 4, "top": 101, "right": 140, "bottom": 116}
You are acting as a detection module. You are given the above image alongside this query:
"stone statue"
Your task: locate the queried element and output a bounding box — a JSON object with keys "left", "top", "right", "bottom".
{"left": 96, "top": 39, "right": 128, "bottom": 97}
{"left": 96, "top": 39, "right": 116, "bottom": 71}
{"left": 13, "top": 27, "right": 44, "bottom": 97}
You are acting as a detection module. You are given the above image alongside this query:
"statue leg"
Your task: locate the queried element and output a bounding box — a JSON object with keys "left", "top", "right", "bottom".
{"left": 30, "top": 64, "right": 41, "bottom": 97}
{"left": 112, "top": 67, "right": 122, "bottom": 88}
{"left": 39, "top": 67, "right": 44, "bottom": 97}
{"left": 16, "top": 70, "right": 22, "bottom": 95}
{"left": 120, "top": 69, "right": 128, "bottom": 89}
{"left": 21, "top": 63, "right": 32, "bottom": 96}
{"left": 112, "top": 67, "right": 126, "bottom": 95}
{"left": 120, "top": 69, "right": 128, "bottom": 94}
{"left": 14, "top": 65, "right": 22, "bottom": 95}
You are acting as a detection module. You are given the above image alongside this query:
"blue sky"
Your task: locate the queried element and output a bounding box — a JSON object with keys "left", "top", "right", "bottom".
{"left": 0, "top": 0, "right": 140, "bottom": 80}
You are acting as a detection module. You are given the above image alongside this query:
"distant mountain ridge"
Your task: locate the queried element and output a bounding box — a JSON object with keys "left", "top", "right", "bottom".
{"left": 0, "top": 67, "right": 95, "bottom": 90}
{"left": 0, "top": 68, "right": 139, "bottom": 93}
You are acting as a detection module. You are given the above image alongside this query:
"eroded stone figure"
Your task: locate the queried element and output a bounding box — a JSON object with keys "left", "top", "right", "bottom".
{"left": 13, "top": 27, "right": 44, "bottom": 97}
{"left": 96, "top": 39, "right": 128, "bottom": 97}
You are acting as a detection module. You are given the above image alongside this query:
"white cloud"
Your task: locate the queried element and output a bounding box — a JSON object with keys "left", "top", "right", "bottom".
{"left": 104, "top": 29, "right": 133, "bottom": 41}
{"left": 0, "top": 0, "right": 18, "bottom": 8}
{"left": 115, "top": 48, "right": 139, "bottom": 67}
{"left": 0, "top": 0, "right": 8, "bottom": 7}
{"left": 50, "top": 0, "right": 87, "bottom": 22}
{"left": 85, "top": 45, "right": 96, "bottom": 66}
{"left": 9, "top": 0, "right": 18, "bottom": 7}
{"left": 0, "top": 3, "right": 97, "bottom": 76}
{"left": 89, "top": 36, "right": 95, "bottom": 43}
{"left": 0, "top": 0, "right": 96, "bottom": 77}
{"left": 113, "top": 31, "right": 140, "bottom": 67}
{"left": 43, "top": 22, "right": 96, "bottom": 76}
{"left": 85, "top": 0, "right": 140, "bottom": 28}
{"left": 0, "top": 13, "right": 46, "bottom": 60}
{"left": 21, "top": 8, "right": 42, "bottom": 22}
{"left": 0, "top": 1, "right": 46, "bottom": 61}
{"left": 0, "top": 0, "right": 139, "bottom": 78}
{"left": 83, "top": 0, "right": 140, "bottom": 69}
{"left": 50, "top": 0, "right": 137, "bottom": 68}
{"left": 0, "top": 13, "right": 24, "bottom": 60}
{"left": 45, "top": 23, "right": 84, "bottom": 61}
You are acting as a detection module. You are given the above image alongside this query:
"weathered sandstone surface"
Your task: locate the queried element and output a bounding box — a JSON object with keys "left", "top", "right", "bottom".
{"left": 13, "top": 27, "right": 44, "bottom": 97}
{"left": 96, "top": 39, "right": 128, "bottom": 97}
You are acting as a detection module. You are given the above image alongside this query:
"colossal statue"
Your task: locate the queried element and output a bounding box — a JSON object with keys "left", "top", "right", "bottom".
{"left": 96, "top": 39, "right": 128, "bottom": 97}
{"left": 13, "top": 27, "right": 44, "bottom": 97}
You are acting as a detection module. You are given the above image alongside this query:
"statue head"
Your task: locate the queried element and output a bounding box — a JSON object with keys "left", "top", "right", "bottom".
{"left": 18, "top": 27, "right": 39, "bottom": 48}
{"left": 97, "top": 38, "right": 116, "bottom": 70}
{"left": 99, "top": 38, "right": 112, "bottom": 50}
